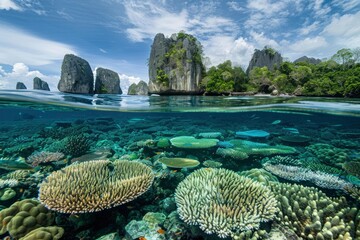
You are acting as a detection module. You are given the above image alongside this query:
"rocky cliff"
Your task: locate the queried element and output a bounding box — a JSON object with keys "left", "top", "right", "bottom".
{"left": 33, "top": 77, "right": 50, "bottom": 91}
{"left": 127, "top": 80, "right": 148, "bottom": 95}
{"left": 294, "top": 56, "right": 321, "bottom": 65}
{"left": 246, "top": 47, "right": 283, "bottom": 74}
{"left": 16, "top": 82, "right": 27, "bottom": 89}
{"left": 58, "top": 54, "right": 94, "bottom": 94}
{"left": 94, "top": 67, "right": 122, "bottom": 94}
{"left": 148, "top": 32, "right": 204, "bottom": 95}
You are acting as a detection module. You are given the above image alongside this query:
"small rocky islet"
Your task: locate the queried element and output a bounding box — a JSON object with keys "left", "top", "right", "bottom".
{"left": 0, "top": 110, "right": 359, "bottom": 240}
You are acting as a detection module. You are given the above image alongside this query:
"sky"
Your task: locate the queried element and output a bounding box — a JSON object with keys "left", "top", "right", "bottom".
{"left": 0, "top": 0, "right": 359, "bottom": 92}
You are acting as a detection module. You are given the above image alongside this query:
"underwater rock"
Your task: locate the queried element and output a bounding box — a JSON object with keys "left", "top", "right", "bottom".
{"left": 96, "top": 232, "right": 121, "bottom": 240}
{"left": 279, "top": 135, "right": 311, "bottom": 146}
{"left": 158, "top": 157, "right": 200, "bottom": 168}
{"left": 170, "top": 136, "right": 219, "bottom": 149}
{"left": 124, "top": 212, "right": 167, "bottom": 240}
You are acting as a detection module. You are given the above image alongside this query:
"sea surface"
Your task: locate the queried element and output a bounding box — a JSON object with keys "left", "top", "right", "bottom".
{"left": 0, "top": 89, "right": 359, "bottom": 240}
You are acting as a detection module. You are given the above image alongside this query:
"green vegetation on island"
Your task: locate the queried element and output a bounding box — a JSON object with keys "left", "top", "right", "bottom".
{"left": 202, "top": 47, "right": 360, "bottom": 97}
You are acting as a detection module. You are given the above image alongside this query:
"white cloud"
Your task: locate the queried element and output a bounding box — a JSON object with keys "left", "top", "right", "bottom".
{"left": 202, "top": 35, "right": 254, "bottom": 68}
{"left": 288, "top": 36, "right": 327, "bottom": 52}
{"left": 322, "top": 11, "right": 360, "bottom": 48}
{"left": 332, "top": 0, "right": 360, "bottom": 11}
{"left": 0, "top": 0, "right": 22, "bottom": 10}
{"left": 250, "top": 31, "right": 280, "bottom": 49}
{"left": 0, "top": 63, "right": 59, "bottom": 90}
{"left": 124, "top": 1, "right": 188, "bottom": 41}
{"left": 0, "top": 23, "right": 76, "bottom": 66}
{"left": 299, "top": 21, "right": 320, "bottom": 35}
{"left": 99, "top": 48, "right": 107, "bottom": 53}
{"left": 247, "top": 0, "right": 287, "bottom": 15}
{"left": 227, "top": 1, "right": 245, "bottom": 11}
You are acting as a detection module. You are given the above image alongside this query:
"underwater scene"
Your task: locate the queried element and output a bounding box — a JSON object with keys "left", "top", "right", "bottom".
{"left": 0, "top": 90, "right": 360, "bottom": 240}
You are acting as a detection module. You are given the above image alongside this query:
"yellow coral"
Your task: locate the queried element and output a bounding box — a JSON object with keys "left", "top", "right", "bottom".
{"left": 39, "top": 160, "right": 154, "bottom": 213}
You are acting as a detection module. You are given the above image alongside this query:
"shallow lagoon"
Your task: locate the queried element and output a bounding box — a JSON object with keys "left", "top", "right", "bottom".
{"left": 0, "top": 90, "right": 359, "bottom": 240}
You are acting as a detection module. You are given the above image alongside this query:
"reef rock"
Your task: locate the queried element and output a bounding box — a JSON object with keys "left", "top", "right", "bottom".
{"left": 16, "top": 82, "right": 27, "bottom": 89}
{"left": 246, "top": 47, "right": 283, "bottom": 74}
{"left": 127, "top": 80, "right": 148, "bottom": 95}
{"left": 148, "top": 32, "right": 204, "bottom": 95}
{"left": 94, "top": 67, "right": 122, "bottom": 94}
{"left": 58, "top": 54, "right": 94, "bottom": 94}
{"left": 294, "top": 56, "right": 321, "bottom": 65}
{"left": 33, "top": 77, "right": 50, "bottom": 91}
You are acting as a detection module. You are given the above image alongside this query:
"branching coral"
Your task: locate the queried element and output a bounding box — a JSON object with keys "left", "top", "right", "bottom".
{"left": 175, "top": 168, "right": 278, "bottom": 238}
{"left": 263, "top": 163, "right": 352, "bottom": 190}
{"left": 26, "top": 151, "right": 64, "bottom": 167}
{"left": 306, "top": 143, "right": 349, "bottom": 166}
{"left": 39, "top": 160, "right": 154, "bottom": 213}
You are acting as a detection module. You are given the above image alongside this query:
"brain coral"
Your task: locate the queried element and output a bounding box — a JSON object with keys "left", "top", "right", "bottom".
{"left": 39, "top": 160, "right": 154, "bottom": 213}
{"left": 0, "top": 199, "right": 54, "bottom": 239}
{"left": 175, "top": 168, "right": 278, "bottom": 238}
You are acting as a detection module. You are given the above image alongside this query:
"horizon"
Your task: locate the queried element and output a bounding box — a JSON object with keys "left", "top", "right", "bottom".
{"left": 0, "top": 0, "right": 359, "bottom": 92}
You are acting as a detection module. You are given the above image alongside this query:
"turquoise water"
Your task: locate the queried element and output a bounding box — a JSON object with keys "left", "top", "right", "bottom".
{"left": 0, "top": 90, "right": 359, "bottom": 240}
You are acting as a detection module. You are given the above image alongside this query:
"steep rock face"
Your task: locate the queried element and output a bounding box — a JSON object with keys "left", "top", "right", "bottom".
{"left": 16, "top": 82, "right": 27, "bottom": 89}
{"left": 246, "top": 47, "right": 283, "bottom": 74}
{"left": 127, "top": 80, "right": 148, "bottom": 95}
{"left": 294, "top": 56, "right": 321, "bottom": 65}
{"left": 33, "top": 77, "right": 50, "bottom": 91}
{"left": 148, "top": 33, "right": 204, "bottom": 95}
{"left": 58, "top": 54, "right": 94, "bottom": 94}
{"left": 94, "top": 67, "right": 122, "bottom": 94}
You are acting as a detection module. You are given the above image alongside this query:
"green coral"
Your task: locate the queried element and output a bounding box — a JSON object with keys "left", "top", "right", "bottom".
{"left": 306, "top": 143, "right": 349, "bottom": 166}
{"left": 238, "top": 168, "right": 278, "bottom": 185}
{"left": 19, "top": 226, "right": 64, "bottom": 240}
{"left": 0, "top": 199, "right": 55, "bottom": 239}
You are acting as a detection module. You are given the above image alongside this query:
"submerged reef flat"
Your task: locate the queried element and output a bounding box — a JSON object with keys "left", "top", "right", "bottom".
{"left": 0, "top": 103, "right": 359, "bottom": 240}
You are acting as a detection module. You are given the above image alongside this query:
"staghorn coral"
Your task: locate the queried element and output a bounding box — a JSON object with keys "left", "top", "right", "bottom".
{"left": 26, "top": 151, "right": 64, "bottom": 167}
{"left": 39, "top": 160, "right": 154, "bottom": 213}
{"left": 19, "top": 226, "right": 64, "bottom": 240}
{"left": 63, "top": 134, "right": 91, "bottom": 157}
{"left": 342, "top": 161, "right": 360, "bottom": 178}
{"left": 175, "top": 168, "right": 278, "bottom": 238}
{"left": 203, "top": 160, "right": 222, "bottom": 168}
{"left": 261, "top": 155, "right": 301, "bottom": 166}
{"left": 1, "top": 170, "right": 32, "bottom": 181}
{"left": 238, "top": 168, "right": 278, "bottom": 185}
{"left": 270, "top": 182, "right": 360, "bottom": 239}
{"left": 301, "top": 159, "right": 345, "bottom": 175}
{"left": 263, "top": 163, "right": 352, "bottom": 190}
{"left": 216, "top": 148, "right": 249, "bottom": 160}
{"left": 0, "top": 199, "right": 54, "bottom": 239}
{"left": 0, "top": 179, "right": 19, "bottom": 189}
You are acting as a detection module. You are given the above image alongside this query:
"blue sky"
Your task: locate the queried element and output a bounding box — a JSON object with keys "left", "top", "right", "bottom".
{"left": 0, "top": 0, "right": 359, "bottom": 92}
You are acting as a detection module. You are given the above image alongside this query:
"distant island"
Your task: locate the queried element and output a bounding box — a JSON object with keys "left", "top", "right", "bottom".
{"left": 52, "top": 31, "right": 360, "bottom": 98}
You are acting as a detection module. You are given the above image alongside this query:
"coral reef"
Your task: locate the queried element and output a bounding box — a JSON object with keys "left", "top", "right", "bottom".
{"left": 19, "top": 226, "right": 64, "bottom": 240}
{"left": 238, "top": 168, "right": 278, "bottom": 185}
{"left": 26, "top": 151, "right": 64, "bottom": 167}
{"left": 39, "top": 160, "right": 154, "bottom": 213}
{"left": 0, "top": 199, "right": 54, "bottom": 238}
{"left": 270, "top": 182, "right": 360, "bottom": 239}
{"left": 175, "top": 168, "right": 278, "bottom": 238}
{"left": 170, "top": 136, "right": 219, "bottom": 149}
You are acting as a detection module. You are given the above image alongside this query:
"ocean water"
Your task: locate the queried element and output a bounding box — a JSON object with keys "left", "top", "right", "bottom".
{"left": 0, "top": 89, "right": 359, "bottom": 240}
